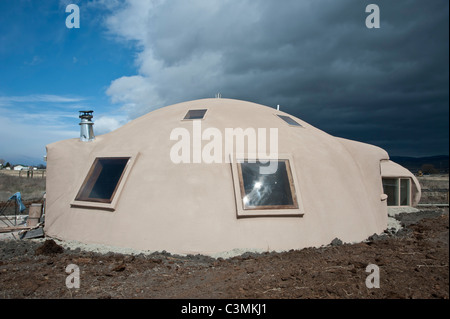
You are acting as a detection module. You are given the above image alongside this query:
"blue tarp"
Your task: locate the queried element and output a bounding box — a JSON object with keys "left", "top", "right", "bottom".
{"left": 8, "top": 192, "right": 26, "bottom": 213}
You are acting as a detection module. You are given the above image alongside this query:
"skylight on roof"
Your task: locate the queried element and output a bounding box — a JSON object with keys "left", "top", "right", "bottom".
{"left": 183, "top": 109, "right": 207, "bottom": 120}
{"left": 277, "top": 115, "right": 302, "bottom": 127}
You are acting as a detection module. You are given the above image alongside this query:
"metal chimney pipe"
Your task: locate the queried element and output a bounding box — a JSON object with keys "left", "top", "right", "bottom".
{"left": 79, "top": 110, "right": 95, "bottom": 142}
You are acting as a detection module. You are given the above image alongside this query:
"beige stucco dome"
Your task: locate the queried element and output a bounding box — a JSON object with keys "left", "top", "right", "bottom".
{"left": 44, "top": 98, "right": 419, "bottom": 256}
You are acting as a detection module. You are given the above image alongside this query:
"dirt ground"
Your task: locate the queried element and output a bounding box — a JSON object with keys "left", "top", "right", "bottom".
{"left": 0, "top": 208, "right": 448, "bottom": 301}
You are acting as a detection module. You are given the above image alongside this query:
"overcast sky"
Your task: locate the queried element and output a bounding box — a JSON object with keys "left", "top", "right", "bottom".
{"left": 0, "top": 0, "right": 448, "bottom": 165}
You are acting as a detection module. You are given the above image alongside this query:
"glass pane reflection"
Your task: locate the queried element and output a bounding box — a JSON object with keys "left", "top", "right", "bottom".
{"left": 239, "top": 160, "right": 297, "bottom": 209}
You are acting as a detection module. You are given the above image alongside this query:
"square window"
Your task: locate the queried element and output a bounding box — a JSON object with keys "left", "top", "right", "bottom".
{"left": 183, "top": 109, "right": 207, "bottom": 120}
{"left": 75, "top": 157, "right": 130, "bottom": 203}
{"left": 237, "top": 159, "right": 299, "bottom": 210}
{"left": 276, "top": 115, "right": 302, "bottom": 127}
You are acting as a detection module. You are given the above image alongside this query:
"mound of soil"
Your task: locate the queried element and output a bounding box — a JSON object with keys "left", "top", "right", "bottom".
{"left": 35, "top": 239, "right": 64, "bottom": 256}
{"left": 0, "top": 210, "right": 448, "bottom": 302}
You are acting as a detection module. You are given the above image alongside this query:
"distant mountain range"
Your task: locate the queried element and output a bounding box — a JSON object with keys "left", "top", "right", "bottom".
{"left": 390, "top": 155, "right": 449, "bottom": 173}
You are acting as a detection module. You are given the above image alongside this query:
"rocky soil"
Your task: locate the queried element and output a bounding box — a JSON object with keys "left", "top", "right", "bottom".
{"left": 0, "top": 209, "right": 448, "bottom": 302}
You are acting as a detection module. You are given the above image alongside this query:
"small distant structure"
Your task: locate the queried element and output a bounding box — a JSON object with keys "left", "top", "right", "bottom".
{"left": 13, "top": 165, "right": 28, "bottom": 171}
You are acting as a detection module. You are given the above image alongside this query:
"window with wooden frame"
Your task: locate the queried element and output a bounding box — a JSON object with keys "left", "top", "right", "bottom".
{"left": 183, "top": 109, "right": 207, "bottom": 120}
{"left": 236, "top": 159, "right": 299, "bottom": 210}
{"left": 75, "top": 157, "right": 130, "bottom": 203}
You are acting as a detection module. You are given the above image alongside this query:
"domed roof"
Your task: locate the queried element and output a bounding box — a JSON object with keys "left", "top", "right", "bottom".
{"left": 45, "top": 98, "right": 392, "bottom": 256}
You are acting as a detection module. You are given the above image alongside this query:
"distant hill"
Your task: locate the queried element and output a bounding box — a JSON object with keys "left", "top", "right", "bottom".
{"left": 390, "top": 155, "right": 449, "bottom": 173}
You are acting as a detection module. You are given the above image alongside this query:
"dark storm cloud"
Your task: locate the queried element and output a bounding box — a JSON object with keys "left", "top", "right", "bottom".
{"left": 106, "top": 0, "right": 449, "bottom": 157}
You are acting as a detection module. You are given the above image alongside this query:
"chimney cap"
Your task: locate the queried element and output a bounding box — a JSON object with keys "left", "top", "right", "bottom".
{"left": 79, "top": 110, "right": 94, "bottom": 120}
